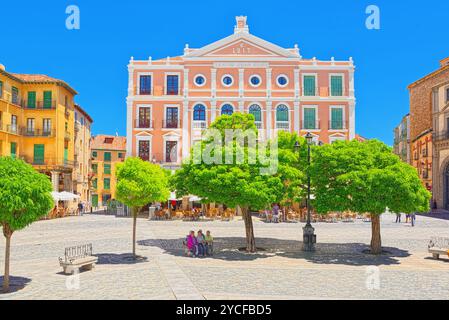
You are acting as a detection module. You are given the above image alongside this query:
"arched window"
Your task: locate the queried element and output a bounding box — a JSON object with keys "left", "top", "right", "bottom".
{"left": 193, "top": 104, "right": 206, "bottom": 121}
{"left": 221, "top": 104, "right": 234, "bottom": 116}
{"left": 276, "top": 104, "right": 289, "bottom": 122}
{"left": 249, "top": 104, "right": 262, "bottom": 122}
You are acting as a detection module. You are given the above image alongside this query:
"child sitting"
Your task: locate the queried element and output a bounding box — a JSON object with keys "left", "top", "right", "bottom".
{"left": 204, "top": 230, "right": 214, "bottom": 256}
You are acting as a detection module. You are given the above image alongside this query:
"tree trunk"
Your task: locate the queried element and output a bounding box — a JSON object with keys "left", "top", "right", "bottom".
{"left": 370, "top": 214, "right": 382, "bottom": 255}
{"left": 2, "top": 224, "right": 12, "bottom": 293}
{"left": 132, "top": 207, "right": 138, "bottom": 259}
{"left": 241, "top": 206, "right": 256, "bottom": 252}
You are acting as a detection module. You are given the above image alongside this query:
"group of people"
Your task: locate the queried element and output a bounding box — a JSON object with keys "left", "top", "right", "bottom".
{"left": 185, "top": 230, "right": 214, "bottom": 257}
{"left": 264, "top": 204, "right": 282, "bottom": 223}
{"left": 395, "top": 213, "right": 417, "bottom": 227}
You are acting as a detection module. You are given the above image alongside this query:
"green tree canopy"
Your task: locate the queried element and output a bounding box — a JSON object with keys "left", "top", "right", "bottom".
{"left": 172, "top": 113, "right": 284, "bottom": 252}
{"left": 309, "top": 139, "right": 431, "bottom": 254}
{"left": 115, "top": 157, "right": 170, "bottom": 257}
{"left": 0, "top": 157, "right": 54, "bottom": 292}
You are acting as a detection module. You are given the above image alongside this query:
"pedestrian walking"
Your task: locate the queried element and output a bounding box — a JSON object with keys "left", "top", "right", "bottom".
{"left": 395, "top": 213, "right": 401, "bottom": 223}
{"left": 410, "top": 213, "right": 416, "bottom": 227}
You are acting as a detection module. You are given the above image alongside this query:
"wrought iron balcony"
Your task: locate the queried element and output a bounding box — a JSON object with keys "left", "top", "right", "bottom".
{"left": 21, "top": 128, "right": 55, "bottom": 137}
{"left": 301, "top": 121, "right": 321, "bottom": 131}
{"left": 162, "top": 120, "right": 181, "bottom": 129}
{"left": 135, "top": 119, "right": 154, "bottom": 129}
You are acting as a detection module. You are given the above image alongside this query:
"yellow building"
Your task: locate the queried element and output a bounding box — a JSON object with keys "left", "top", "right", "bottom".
{"left": 0, "top": 64, "right": 87, "bottom": 193}
{"left": 91, "top": 135, "right": 126, "bottom": 208}
{"left": 73, "top": 104, "right": 93, "bottom": 207}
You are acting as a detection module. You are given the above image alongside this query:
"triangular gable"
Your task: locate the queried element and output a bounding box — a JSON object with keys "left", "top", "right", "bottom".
{"left": 185, "top": 32, "right": 298, "bottom": 59}
{"left": 135, "top": 132, "right": 153, "bottom": 137}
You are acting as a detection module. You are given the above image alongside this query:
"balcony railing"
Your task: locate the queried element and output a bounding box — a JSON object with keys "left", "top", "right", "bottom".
{"left": 276, "top": 122, "right": 290, "bottom": 131}
{"left": 21, "top": 156, "right": 75, "bottom": 167}
{"left": 135, "top": 119, "right": 154, "bottom": 129}
{"left": 192, "top": 121, "right": 207, "bottom": 130}
{"left": 328, "top": 121, "right": 348, "bottom": 130}
{"left": 25, "top": 100, "right": 57, "bottom": 110}
{"left": 6, "top": 124, "right": 19, "bottom": 134}
{"left": 162, "top": 120, "right": 181, "bottom": 129}
{"left": 301, "top": 121, "right": 321, "bottom": 130}
{"left": 20, "top": 128, "right": 56, "bottom": 137}
{"left": 433, "top": 131, "right": 449, "bottom": 142}
{"left": 255, "top": 122, "right": 263, "bottom": 130}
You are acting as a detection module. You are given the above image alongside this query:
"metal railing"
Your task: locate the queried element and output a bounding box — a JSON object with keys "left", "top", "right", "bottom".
{"left": 25, "top": 100, "right": 57, "bottom": 109}
{"left": 20, "top": 128, "right": 55, "bottom": 137}
{"left": 276, "top": 122, "right": 290, "bottom": 131}
{"left": 21, "top": 156, "right": 75, "bottom": 167}
{"left": 162, "top": 120, "right": 181, "bottom": 129}
{"left": 135, "top": 119, "right": 154, "bottom": 129}
{"left": 6, "top": 124, "right": 19, "bottom": 134}
{"left": 328, "top": 121, "right": 348, "bottom": 130}
{"left": 192, "top": 121, "right": 207, "bottom": 129}
{"left": 301, "top": 121, "right": 321, "bottom": 130}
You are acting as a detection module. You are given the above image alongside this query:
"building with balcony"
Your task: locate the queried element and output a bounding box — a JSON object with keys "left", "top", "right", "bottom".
{"left": 409, "top": 57, "right": 449, "bottom": 208}
{"left": 393, "top": 114, "right": 410, "bottom": 163}
{"left": 73, "top": 104, "right": 93, "bottom": 208}
{"left": 0, "top": 64, "right": 79, "bottom": 192}
{"left": 90, "top": 135, "right": 126, "bottom": 208}
{"left": 126, "top": 16, "right": 356, "bottom": 168}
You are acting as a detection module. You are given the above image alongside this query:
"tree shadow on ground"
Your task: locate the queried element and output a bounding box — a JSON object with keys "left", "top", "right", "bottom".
{"left": 0, "top": 276, "right": 31, "bottom": 294}
{"left": 137, "top": 237, "right": 410, "bottom": 266}
{"left": 95, "top": 253, "right": 148, "bottom": 265}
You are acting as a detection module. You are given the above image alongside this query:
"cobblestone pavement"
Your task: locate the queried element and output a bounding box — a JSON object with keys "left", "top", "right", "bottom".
{"left": 0, "top": 214, "right": 448, "bottom": 300}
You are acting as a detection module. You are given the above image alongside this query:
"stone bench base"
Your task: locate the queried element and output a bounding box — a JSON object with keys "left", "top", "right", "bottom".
{"left": 60, "top": 257, "right": 98, "bottom": 275}
{"left": 429, "top": 248, "right": 449, "bottom": 260}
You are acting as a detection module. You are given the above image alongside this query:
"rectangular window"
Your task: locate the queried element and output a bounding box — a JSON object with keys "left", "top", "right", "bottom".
{"left": 10, "top": 115, "right": 17, "bottom": 133}
{"left": 330, "top": 75, "right": 343, "bottom": 96}
{"left": 118, "top": 153, "right": 124, "bottom": 159}
{"left": 102, "top": 194, "right": 111, "bottom": 206}
{"left": 138, "top": 107, "right": 151, "bottom": 128}
{"left": 303, "top": 108, "right": 317, "bottom": 130}
{"left": 139, "top": 75, "right": 152, "bottom": 95}
{"left": 139, "top": 140, "right": 150, "bottom": 161}
{"left": 43, "top": 91, "right": 52, "bottom": 109}
{"left": 104, "top": 164, "right": 111, "bottom": 175}
{"left": 331, "top": 108, "right": 344, "bottom": 129}
{"left": 166, "top": 75, "right": 179, "bottom": 95}
{"left": 27, "top": 91, "right": 36, "bottom": 108}
{"left": 43, "top": 119, "right": 52, "bottom": 136}
{"left": 92, "top": 179, "right": 98, "bottom": 189}
{"left": 10, "top": 142, "right": 17, "bottom": 158}
{"left": 165, "top": 107, "right": 179, "bottom": 128}
{"left": 27, "top": 118, "right": 35, "bottom": 135}
{"left": 33, "top": 144, "right": 45, "bottom": 165}
{"left": 0, "top": 81, "right": 3, "bottom": 99}
{"left": 92, "top": 164, "right": 98, "bottom": 173}
{"left": 165, "top": 141, "right": 178, "bottom": 163}
{"left": 104, "top": 152, "right": 111, "bottom": 162}
{"left": 303, "top": 76, "right": 316, "bottom": 96}
{"left": 92, "top": 151, "right": 98, "bottom": 157}
{"left": 11, "top": 87, "right": 19, "bottom": 105}
{"left": 104, "top": 178, "right": 111, "bottom": 190}
{"left": 92, "top": 194, "right": 98, "bottom": 207}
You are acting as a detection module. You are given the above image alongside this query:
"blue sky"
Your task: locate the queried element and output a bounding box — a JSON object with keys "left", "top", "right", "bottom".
{"left": 1, "top": 0, "right": 448, "bottom": 145}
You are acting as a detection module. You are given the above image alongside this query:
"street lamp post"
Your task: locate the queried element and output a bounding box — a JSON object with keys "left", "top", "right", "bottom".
{"left": 295, "top": 132, "right": 317, "bottom": 252}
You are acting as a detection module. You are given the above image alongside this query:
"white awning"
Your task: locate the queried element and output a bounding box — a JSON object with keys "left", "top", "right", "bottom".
{"left": 51, "top": 191, "right": 80, "bottom": 202}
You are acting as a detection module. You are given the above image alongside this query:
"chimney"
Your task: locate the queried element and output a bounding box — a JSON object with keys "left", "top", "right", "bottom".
{"left": 234, "top": 16, "right": 249, "bottom": 34}
{"left": 440, "top": 57, "right": 449, "bottom": 68}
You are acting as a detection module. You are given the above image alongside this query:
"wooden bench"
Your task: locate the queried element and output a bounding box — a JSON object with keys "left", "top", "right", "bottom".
{"left": 428, "top": 237, "right": 449, "bottom": 260}
{"left": 59, "top": 244, "right": 98, "bottom": 275}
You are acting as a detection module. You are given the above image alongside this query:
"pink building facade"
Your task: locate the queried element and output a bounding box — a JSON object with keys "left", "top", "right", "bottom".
{"left": 126, "top": 16, "right": 356, "bottom": 168}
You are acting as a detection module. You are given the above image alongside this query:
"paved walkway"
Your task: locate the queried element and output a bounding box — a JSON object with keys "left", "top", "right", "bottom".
{"left": 0, "top": 214, "right": 448, "bottom": 300}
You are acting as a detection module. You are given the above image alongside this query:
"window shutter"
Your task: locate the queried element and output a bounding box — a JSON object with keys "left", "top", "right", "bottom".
{"left": 304, "top": 76, "right": 316, "bottom": 96}
{"left": 331, "top": 76, "right": 343, "bottom": 96}
{"left": 43, "top": 91, "right": 52, "bottom": 108}
{"left": 10, "top": 142, "right": 17, "bottom": 158}
{"left": 331, "top": 108, "right": 343, "bottom": 129}
{"left": 304, "top": 108, "right": 316, "bottom": 129}
{"left": 27, "top": 92, "right": 36, "bottom": 108}
{"left": 33, "top": 144, "right": 45, "bottom": 164}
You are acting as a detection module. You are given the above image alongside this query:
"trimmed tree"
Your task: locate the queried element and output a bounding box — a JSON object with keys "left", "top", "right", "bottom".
{"left": 309, "top": 139, "right": 431, "bottom": 254}
{"left": 115, "top": 157, "right": 170, "bottom": 258}
{"left": 0, "top": 157, "right": 53, "bottom": 293}
{"left": 172, "top": 113, "right": 284, "bottom": 252}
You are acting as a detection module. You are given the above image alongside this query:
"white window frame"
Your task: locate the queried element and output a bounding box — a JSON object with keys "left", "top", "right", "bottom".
{"left": 276, "top": 74, "right": 290, "bottom": 88}
{"left": 135, "top": 135, "right": 152, "bottom": 161}
{"left": 248, "top": 74, "right": 262, "bottom": 88}
{"left": 192, "top": 102, "right": 208, "bottom": 129}
{"left": 163, "top": 104, "right": 181, "bottom": 130}
{"left": 164, "top": 72, "right": 181, "bottom": 96}
{"left": 135, "top": 104, "right": 153, "bottom": 129}
{"left": 329, "top": 105, "right": 346, "bottom": 131}
{"left": 163, "top": 134, "right": 181, "bottom": 164}
{"left": 248, "top": 103, "right": 263, "bottom": 128}
{"left": 329, "top": 134, "right": 347, "bottom": 144}
{"left": 302, "top": 73, "right": 318, "bottom": 96}
{"left": 301, "top": 105, "right": 319, "bottom": 131}
{"left": 329, "top": 73, "right": 345, "bottom": 97}
{"left": 220, "top": 102, "right": 235, "bottom": 115}
{"left": 275, "top": 103, "right": 290, "bottom": 130}
{"left": 194, "top": 74, "right": 207, "bottom": 87}
{"left": 221, "top": 74, "right": 234, "bottom": 88}
{"left": 137, "top": 72, "right": 153, "bottom": 95}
